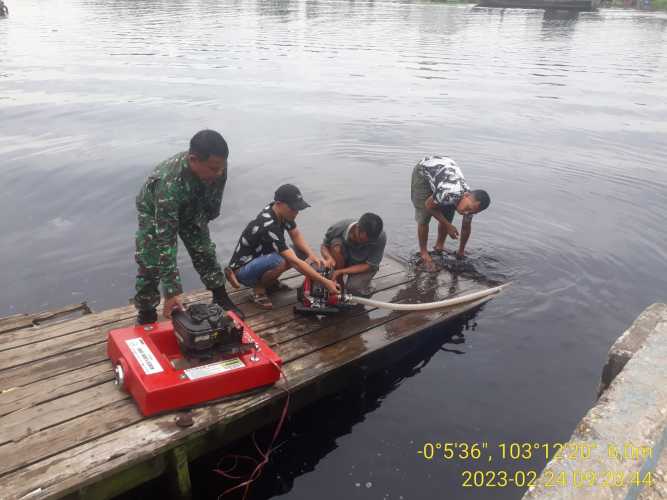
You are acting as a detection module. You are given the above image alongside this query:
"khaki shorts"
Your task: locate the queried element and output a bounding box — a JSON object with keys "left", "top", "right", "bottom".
{"left": 411, "top": 163, "right": 455, "bottom": 225}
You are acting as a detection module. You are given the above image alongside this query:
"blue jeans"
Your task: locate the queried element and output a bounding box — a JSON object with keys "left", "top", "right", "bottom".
{"left": 235, "top": 253, "right": 285, "bottom": 287}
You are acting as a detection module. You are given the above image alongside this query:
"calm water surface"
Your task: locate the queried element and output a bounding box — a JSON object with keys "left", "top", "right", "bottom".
{"left": 1, "top": 1, "right": 666, "bottom": 498}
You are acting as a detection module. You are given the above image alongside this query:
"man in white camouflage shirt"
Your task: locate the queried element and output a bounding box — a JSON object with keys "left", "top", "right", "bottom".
{"left": 410, "top": 155, "right": 490, "bottom": 270}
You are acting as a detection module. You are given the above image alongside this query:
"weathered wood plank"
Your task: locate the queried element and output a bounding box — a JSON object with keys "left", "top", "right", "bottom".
{"left": 0, "top": 267, "right": 414, "bottom": 419}
{"left": 0, "top": 284, "right": 255, "bottom": 354}
{"left": 0, "top": 274, "right": 306, "bottom": 371}
{"left": 0, "top": 262, "right": 398, "bottom": 352}
{"left": 0, "top": 295, "right": 494, "bottom": 500}
{"left": 0, "top": 262, "right": 475, "bottom": 428}
{"left": 0, "top": 313, "right": 30, "bottom": 332}
{"left": 0, "top": 328, "right": 114, "bottom": 373}
{"left": 0, "top": 377, "right": 127, "bottom": 447}
{"left": 0, "top": 303, "right": 91, "bottom": 335}
{"left": 0, "top": 399, "right": 139, "bottom": 476}
{"left": 0, "top": 270, "right": 426, "bottom": 450}
{"left": 0, "top": 278, "right": 485, "bottom": 479}
{"left": 0, "top": 343, "right": 108, "bottom": 392}
{"left": 0, "top": 258, "right": 500, "bottom": 496}
{"left": 0, "top": 363, "right": 112, "bottom": 418}
{"left": 0, "top": 261, "right": 402, "bottom": 382}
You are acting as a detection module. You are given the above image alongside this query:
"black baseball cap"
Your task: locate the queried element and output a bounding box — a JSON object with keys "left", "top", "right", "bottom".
{"left": 274, "top": 184, "right": 310, "bottom": 211}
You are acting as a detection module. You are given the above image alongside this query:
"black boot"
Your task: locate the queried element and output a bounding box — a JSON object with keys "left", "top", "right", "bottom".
{"left": 211, "top": 286, "right": 245, "bottom": 319}
{"left": 136, "top": 308, "right": 157, "bottom": 325}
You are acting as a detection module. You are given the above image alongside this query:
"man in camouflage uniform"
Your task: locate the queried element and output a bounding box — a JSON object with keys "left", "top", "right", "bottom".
{"left": 133, "top": 129, "right": 242, "bottom": 324}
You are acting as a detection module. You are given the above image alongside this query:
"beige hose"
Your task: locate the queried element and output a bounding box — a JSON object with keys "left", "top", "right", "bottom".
{"left": 346, "top": 283, "right": 509, "bottom": 311}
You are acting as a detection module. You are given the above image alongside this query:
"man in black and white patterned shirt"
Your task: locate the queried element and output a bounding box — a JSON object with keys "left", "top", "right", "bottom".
{"left": 225, "top": 184, "right": 339, "bottom": 309}
{"left": 411, "top": 155, "right": 490, "bottom": 269}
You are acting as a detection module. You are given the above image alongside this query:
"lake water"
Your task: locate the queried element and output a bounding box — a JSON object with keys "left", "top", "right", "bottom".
{"left": 1, "top": 1, "right": 666, "bottom": 498}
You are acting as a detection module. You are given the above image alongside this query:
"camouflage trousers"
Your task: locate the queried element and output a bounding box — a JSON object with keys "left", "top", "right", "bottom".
{"left": 133, "top": 212, "right": 225, "bottom": 311}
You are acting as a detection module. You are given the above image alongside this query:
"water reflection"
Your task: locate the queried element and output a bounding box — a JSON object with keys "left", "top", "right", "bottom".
{"left": 257, "top": 0, "right": 297, "bottom": 19}
{"left": 181, "top": 311, "right": 483, "bottom": 500}
{"left": 542, "top": 8, "right": 580, "bottom": 22}
{"left": 409, "top": 251, "right": 507, "bottom": 287}
{"left": 305, "top": 0, "right": 322, "bottom": 19}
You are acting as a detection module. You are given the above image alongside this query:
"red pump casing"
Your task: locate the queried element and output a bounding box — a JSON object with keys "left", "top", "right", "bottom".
{"left": 107, "top": 311, "right": 281, "bottom": 416}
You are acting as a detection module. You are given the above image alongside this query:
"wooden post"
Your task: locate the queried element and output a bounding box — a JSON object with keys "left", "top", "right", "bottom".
{"left": 167, "top": 445, "right": 192, "bottom": 500}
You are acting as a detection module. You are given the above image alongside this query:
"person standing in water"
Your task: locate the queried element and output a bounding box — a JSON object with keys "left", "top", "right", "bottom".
{"left": 410, "top": 155, "right": 490, "bottom": 270}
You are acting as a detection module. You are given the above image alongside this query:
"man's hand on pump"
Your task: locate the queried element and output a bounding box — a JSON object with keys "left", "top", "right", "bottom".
{"left": 163, "top": 294, "right": 184, "bottom": 319}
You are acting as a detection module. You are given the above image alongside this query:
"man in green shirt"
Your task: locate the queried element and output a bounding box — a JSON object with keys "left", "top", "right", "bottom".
{"left": 320, "top": 213, "right": 386, "bottom": 297}
{"left": 133, "top": 129, "right": 241, "bottom": 324}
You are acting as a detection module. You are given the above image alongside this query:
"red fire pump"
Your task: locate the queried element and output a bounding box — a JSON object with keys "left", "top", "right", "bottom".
{"left": 294, "top": 266, "right": 356, "bottom": 316}
{"left": 107, "top": 304, "right": 282, "bottom": 416}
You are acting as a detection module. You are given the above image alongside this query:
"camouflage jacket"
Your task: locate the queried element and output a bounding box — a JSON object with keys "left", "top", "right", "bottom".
{"left": 136, "top": 151, "right": 226, "bottom": 296}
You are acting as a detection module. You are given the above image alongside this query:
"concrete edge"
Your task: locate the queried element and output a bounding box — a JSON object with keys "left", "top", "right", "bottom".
{"left": 598, "top": 304, "right": 667, "bottom": 397}
{"left": 523, "top": 304, "right": 667, "bottom": 500}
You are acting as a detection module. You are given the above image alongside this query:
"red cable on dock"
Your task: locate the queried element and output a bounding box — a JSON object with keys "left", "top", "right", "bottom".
{"left": 215, "top": 360, "right": 291, "bottom": 500}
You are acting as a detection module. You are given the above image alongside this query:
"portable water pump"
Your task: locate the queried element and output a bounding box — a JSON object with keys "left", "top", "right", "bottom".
{"left": 107, "top": 304, "right": 282, "bottom": 416}
{"left": 294, "top": 266, "right": 354, "bottom": 316}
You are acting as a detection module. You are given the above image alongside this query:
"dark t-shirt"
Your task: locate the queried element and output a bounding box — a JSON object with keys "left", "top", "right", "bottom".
{"left": 323, "top": 219, "right": 386, "bottom": 270}
{"left": 228, "top": 203, "right": 296, "bottom": 269}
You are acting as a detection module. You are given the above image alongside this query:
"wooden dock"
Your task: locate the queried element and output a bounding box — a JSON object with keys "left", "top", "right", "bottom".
{"left": 0, "top": 256, "right": 503, "bottom": 500}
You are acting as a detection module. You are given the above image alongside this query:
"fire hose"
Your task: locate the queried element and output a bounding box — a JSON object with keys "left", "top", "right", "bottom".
{"left": 342, "top": 283, "right": 510, "bottom": 311}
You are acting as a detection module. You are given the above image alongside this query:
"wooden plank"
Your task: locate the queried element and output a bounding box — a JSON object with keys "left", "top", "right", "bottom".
{"left": 0, "top": 270, "right": 422, "bottom": 451}
{"left": 0, "top": 295, "right": 494, "bottom": 500}
{"left": 0, "top": 267, "right": 415, "bottom": 418}
{"left": 0, "top": 378, "right": 127, "bottom": 447}
{"left": 0, "top": 261, "right": 438, "bottom": 409}
{"left": 0, "top": 276, "right": 300, "bottom": 371}
{"left": 0, "top": 328, "right": 115, "bottom": 373}
{"left": 0, "top": 267, "right": 406, "bottom": 424}
{"left": 0, "top": 280, "right": 259, "bottom": 351}
{"left": 0, "top": 279, "right": 485, "bottom": 480}
{"left": 0, "top": 399, "right": 139, "bottom": 476}
{"left": 0, "top": 263, "right": 476, "bottom": 439}
{"left": 0, "top": 261, "right": 398, "bottom": 352}
{"left": 0, "top": 303, "right": 91, "bottom": 335}
{"left": 0, "top": 261, "right": 403, "bottom": 383}
{"left": 0, "top": 264, "right": 385, "bottom": 351}
{"left": 0, "top": 343, "right": 107, "bottom": 393}
{"left": 0, "top": 288, "right": 239, "bottom": 353}
{"left": 0, "top": 363, "right": 112, "bottom": 418}
{"left": 60, "top": 298, "right": 490, "bottom": 500}
{"left": 0, "top": 270, "right": 304, "bottom": 340}
{"left": 0, "top": 257, "right": 492, "bottom": 493}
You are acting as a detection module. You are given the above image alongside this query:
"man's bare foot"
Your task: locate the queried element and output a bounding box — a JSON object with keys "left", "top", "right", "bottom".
{"left": 431, "top": 246, "right": 447, "bottom": 256}
{"left": 224, "top": 267, "right": 241, "bottom": 289}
